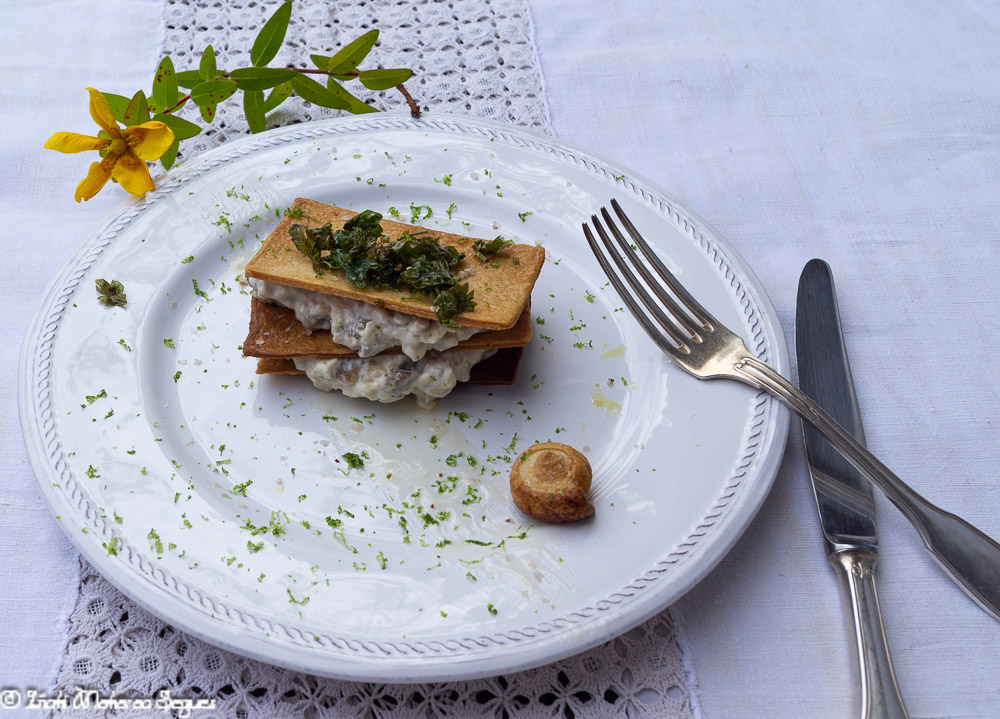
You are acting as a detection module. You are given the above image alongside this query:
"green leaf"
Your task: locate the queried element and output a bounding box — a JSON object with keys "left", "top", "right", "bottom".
{"left": 152, "top": 56, "right": 178, "bottom": 111}
{"left": 102, "top": 93, "right": 130, "bottom": 123}
{"left": 199, "top": 44, "right": 217, "bottom": 81}
{"left": 250, "top": 0, "right": 292, "bottom": 67}
{"left": 290, "top": 74, "right": 349, "bottom": 110}
{"left": 190, "top": 79, "right": 238, "bottom": 107}
{"left": 153, "top": 113, "right": 202, "bottom": 141}
{"left": 123, "top": 90, "right": 150, "bottom": 126}
{"left": 327, "top": 29, "right": 379, "bottom": 74}
{"left": 244, "top": 89, "right": 266, "bottom": 133}
{"left": 263, "top": 81, "right": 293, "bottom": 112}
{"left": 176, "top": 70, "right": 203, "bottom": 89}
{"left": 325, "top": 79, "right": 378, "bottom": 114}
{"left": 230, "top": 67, "right": 298, "bottom": 91}
{"left": 160, "top": 139, "right": 180, "bottom": 170}
{"left": 310, "top": 53, "right": 331, "bottom": 70}
{"left": 200, "top": 102, "right": 217, "bottom": 124}
{"left": 358, "top": 68, "right": 412, "bottom": 91}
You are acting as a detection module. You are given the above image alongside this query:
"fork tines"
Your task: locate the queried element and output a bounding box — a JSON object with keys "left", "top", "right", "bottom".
{"left": 582, "top": 199, "right": 717, "bottom": 356}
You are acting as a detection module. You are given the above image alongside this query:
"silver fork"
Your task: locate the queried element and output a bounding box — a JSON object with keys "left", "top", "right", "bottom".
{"left": 584, "top": 198, "right": 1000, "bottom": 622}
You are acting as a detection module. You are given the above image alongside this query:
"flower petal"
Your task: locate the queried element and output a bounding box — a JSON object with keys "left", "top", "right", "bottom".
{"left": 125, "top": 121, "right": 176, "bottom": 161}
{"left": 74, "top": 157, "right": 115, "bottom": 202}
{"left": 112, "top": 151, "right": 154, "bottom": 196}
{"left": 87, "top": 88, "right": 121, "bottom": 137}
{"left": 44, "top": 132, "right": 108, "bottom": 154}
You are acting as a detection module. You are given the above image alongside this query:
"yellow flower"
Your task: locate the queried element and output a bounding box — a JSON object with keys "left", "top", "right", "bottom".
{"left": 44, "top": 88, "right": 175, "bottom": 202}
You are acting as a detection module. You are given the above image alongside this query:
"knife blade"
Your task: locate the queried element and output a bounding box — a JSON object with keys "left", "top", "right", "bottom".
{"left": 796, "top": 259, "right": 909, "bottom": 719}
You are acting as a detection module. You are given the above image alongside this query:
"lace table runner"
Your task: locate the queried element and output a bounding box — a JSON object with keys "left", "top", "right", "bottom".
{"left": 53, "top": 2, "right": 698, "bottom": 716}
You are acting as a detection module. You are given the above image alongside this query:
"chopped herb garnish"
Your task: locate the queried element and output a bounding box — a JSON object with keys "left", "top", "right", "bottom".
{"left": 487, "top": 603, "right": 498, "bottom": 615}
{"left": 85, "top": 389, "right": 107, "bottom": 405}
{"left": 409, "top": 203, "right": 433, "bottom": 222}
{"left": 472, "top": 236, "right": 513, "bottom": 261}
{"left": 163, "top": 338, "right": 175, "bottom": 348}
{"left": 288, "top": 210, "right": 476, "bottom": 327}
{"left": 231, "top": 479, "right": 253, "bottom": 497}
{"left": 342, "top": 452, "right": 365, "bottom": 470}
{"left": 181, "top": 255, "right": 194, "bottom": 264}
{"left": 147, "top": 529, "right": 164, "bottom": 554}
{"left": 95, "top": 279, "right": 127, "bottom": 307}
{"left": 517, "top": 211, "right": 533, "bottom": 222}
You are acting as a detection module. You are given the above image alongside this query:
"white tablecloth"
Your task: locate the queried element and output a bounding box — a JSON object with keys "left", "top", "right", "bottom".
{"left": 4, "top": 0, "right": 1000, "bottom": 716}
{"left": 0, "top": 0, "right": 163, "bottom": 692}
{"left": 532, "top": 1, "right": 1000, "bottom": 716}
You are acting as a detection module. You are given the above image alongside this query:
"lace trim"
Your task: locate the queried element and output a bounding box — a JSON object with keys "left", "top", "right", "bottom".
{"left": 56, "top": 558, "right": 694, "bottom": 718}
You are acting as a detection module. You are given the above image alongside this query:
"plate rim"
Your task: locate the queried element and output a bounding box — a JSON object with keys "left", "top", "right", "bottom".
{"left": 19, "top": 111, "right": 789, "bottom": 682}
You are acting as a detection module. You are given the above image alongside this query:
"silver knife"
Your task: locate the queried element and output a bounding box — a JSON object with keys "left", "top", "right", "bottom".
{"left": 796, "top": 259, "right": 909, "bottom": 719}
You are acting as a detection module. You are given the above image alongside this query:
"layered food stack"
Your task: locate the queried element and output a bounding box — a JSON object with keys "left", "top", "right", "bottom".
{"left": 243, "top": 198, "right": 545, "bottom": 409}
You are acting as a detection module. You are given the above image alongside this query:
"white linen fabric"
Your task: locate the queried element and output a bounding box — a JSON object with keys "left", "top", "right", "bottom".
{"left": 37, "top": 1, "right": 698, "bottom": 717}
{"left": 531, "top": 0, "right": 1000, "bottom": 717}
{"left": 0, "top": 0, "right": 163, "bottom": 695}
{"left": 8, "top": 0, "right": 1000, "bottom": 717}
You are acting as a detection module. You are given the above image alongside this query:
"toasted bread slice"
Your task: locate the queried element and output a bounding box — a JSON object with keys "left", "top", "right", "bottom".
{"left": 244, "top": 198, "right": 545, "bottom": 331}
{"left": 243, "top": 297, "right": 532, "bottom": 359}
{"left": 256, "top": 347, "right": 524, "bottom": 386}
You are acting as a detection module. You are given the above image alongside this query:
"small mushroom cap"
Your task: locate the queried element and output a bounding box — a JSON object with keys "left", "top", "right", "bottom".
{"left": 509, "top": 442, "right": 595, "bottom": 523}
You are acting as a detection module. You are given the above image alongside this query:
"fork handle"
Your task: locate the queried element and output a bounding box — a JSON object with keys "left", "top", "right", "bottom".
{"left": 734, "top": 355, "right": 1000, "bottom": 623}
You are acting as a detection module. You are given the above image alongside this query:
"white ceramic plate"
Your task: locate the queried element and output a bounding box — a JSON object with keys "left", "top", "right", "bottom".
{"left": 20, "top": 114, "right": 788, "bottom": 682}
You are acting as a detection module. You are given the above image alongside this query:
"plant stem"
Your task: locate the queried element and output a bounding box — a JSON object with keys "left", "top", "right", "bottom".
{"left": 160, "top": 67, "right": 420, "bottom": 119}
{"left": 287, "top": 66, "right": 420, "bottom": 115}
{"left": 161, "top": 95, "right": 191, "bottom": 115}
{"left": 396, "top": 84, "right": 420, "bottom": 118}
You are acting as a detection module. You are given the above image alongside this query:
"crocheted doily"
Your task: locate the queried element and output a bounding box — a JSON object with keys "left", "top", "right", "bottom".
{"left": 56, "top": 559, "right": 695, "bottom": 718}
{"left": 54, "top": 2, "right": 697, "bottom": 717}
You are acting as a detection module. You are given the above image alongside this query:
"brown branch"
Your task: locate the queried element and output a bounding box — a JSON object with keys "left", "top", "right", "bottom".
{"left": 396, "top": 83, "right": 420, "bottom": 118}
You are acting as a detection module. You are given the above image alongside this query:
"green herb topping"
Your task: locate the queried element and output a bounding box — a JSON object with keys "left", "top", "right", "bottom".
{"left": 472, "top": 236, "right": 513, "bottom": 261}
{"left": 96, "top": 279, "right": 127, "bottom": 307}
{"left": 342, "top": 452, "right": 365, "bottom": 470}
{"left": 289, "top": 210, "right": 478, "bottom": 327}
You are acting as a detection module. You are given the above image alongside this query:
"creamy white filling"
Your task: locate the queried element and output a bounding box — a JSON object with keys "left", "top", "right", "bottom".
{"left": 250, "top": 279, "right": 480, "bottom": 360}
{"left": 294, "top": 349, "right": 496, "bottom": 410}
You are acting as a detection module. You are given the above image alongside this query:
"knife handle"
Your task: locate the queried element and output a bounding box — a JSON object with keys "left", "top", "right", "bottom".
{"left": 830, "top": 549, "right": 910, "bottom": 719}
